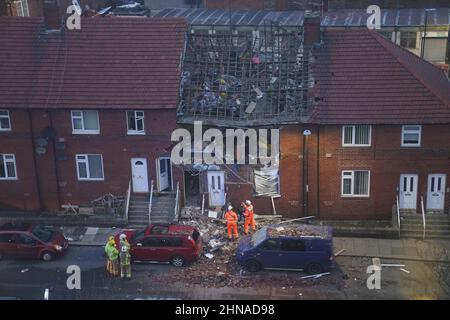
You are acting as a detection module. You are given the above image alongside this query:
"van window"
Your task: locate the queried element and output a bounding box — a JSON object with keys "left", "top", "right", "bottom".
{"left": 259, "top": 239, "right": 278, "bottom": 251}
{"left": 141, "top": 237, "right": 159, "bottom": 247}
{"left": 280, "top": 239, "right": 306, "bottom": 252}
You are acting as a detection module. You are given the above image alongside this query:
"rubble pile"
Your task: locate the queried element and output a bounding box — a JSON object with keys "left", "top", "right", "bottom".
{"left": 155, "top": 213, "right": 342, "bottom": 289}
{"left": 267, "top": 225, "right": 324, "bottom": 238}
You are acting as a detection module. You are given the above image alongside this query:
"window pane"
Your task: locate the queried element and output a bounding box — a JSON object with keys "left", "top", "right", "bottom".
{"left": 0, "top": 117, "right": 10, "bottom": 129}
{"left": 343, "top": 126, "right": 353, "bottom": 144}
{"left": 0, "top": 111, "right": 8, "bottom": 116}
{"left": 73, "top": 118, "right": 83, "bottom": 130}
{"left": 88, "top": 155, "right": 103, "bottom": 179}
{"left": 404, "top": 126, "right": 420, "bottom": 131}
{"left": 403, "top": 133, "right": 419, "bottom": 144}
{"left": 127, "top": 112, "right": 136, "bottom": 130}
{"left": 0, "top": 156, "right": 5, "bottom": 178}
{"left": 355, "top": 125, "right": 370, "bottom": 144}
{"left": 136, "top": 118, "right": 143, "bottom": 131}
{"left": 343, "top": 178, "right": 352, "bottom": 194}
{"left": 83, "top": 111, "right": 99, "bottom": 130}
{"left": 6, "top": 161, "right": 16, "bottom": 178}
{"left": 354, "top": 171, "right": 369, "bottom": 195}
{"left": 78, "top": 162, "right": 87, "bottom": 178}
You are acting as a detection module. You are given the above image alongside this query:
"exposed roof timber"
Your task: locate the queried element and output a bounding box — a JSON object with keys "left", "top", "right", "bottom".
{"left": 154, "top": 8, "right": 450, "bottom": 28}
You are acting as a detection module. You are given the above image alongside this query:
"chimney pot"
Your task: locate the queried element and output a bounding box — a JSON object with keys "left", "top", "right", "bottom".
{"left": 303, "top": 12, "right": 321, "bottom": 47}
{"left": 43, "top": 0, "right": 61, "bottom": 30}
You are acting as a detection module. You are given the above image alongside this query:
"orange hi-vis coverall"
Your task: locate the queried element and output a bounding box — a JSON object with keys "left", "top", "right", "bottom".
{"left": 243, "top": 204, "right": 256, "bottom": 234}
{"left": 224, "top": 210, "right": 239, "bottom": 239}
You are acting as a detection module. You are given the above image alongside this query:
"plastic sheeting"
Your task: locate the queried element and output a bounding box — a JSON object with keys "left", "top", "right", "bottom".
{"left": 254, "top": 167, "right": 279, "bottom": 196}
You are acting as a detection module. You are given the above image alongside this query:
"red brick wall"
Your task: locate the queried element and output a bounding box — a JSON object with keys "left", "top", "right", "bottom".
{"left": 214, "top": 124, "right": 450, "bottom": 220}
{"left": 0, "top": 108, "right": 182, "bottom": 213}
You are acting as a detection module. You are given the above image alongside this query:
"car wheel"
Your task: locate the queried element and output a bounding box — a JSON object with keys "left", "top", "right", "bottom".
{"left": 170, "top": 256, "right": 185, "bottom": 267}
{"left": 245, "top": 260, "right": 262, "bottom": 272}
{"left": 41, "top": 251, "right": 54, "bottom": 262}
{"left": 306, "top": 262, "right": 324, "bottom": 274}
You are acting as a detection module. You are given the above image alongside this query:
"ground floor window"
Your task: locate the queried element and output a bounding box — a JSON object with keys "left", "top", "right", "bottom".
{"left": 341, "top": 170, "right": 370, "bottom": 197}
{"left": 0, "top": 154, "right": 17, "bottom": 180}
{"left": 76, "top": 154, "right": 104, "bottom": 180}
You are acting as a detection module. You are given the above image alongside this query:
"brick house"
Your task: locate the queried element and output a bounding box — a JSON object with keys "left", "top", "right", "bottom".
{"left": 176, "top": 16, "right": 450, "bottom": 221}
{"left": 0, "top": 16, "right": 186, "bottom": 214}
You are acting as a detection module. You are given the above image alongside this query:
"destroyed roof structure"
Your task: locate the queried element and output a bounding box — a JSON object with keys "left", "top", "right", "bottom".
{"left": 266, "top": 224, "right": 332, "bottom": 239}
{"left": 178, "top": 22, "right": 313, "bottom": 126}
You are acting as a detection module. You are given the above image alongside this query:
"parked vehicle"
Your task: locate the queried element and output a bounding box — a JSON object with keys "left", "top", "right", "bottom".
{"left": 114, "top": 224, "right": 203, "bottom": 267}
{"left": 0, "top": 223, "right": 68, "bottom": 261}
{"left": 236, "top": 224, "right": 335, "bottom": 273}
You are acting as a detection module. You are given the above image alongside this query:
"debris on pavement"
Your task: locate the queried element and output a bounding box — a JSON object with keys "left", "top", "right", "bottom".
{"left": 399, "top": 268, "right": 411, "bottom": 274}
{"left": 301, "top": 272, "right": 331, "bottom": 280}
{"left": 335, "top": 249, "right": 346, "bottom": 257}
{"left": 204, "top": 253, "right": 214, "bottom": 259}
{"left": 381, "top": 263, "right": 406, "bottom": 268}
{"left": 21, "top": 268, "right": 29, "bottom": 273}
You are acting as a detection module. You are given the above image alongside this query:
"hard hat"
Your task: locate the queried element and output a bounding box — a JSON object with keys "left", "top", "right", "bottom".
{"left": 108, "top": 236, "right": 114, "bottom": 242}
{"left": 228, "top": 205, "right": 233, "bottom": 211}
{"left": 245, "top": 200, "right": 251, "bottom": 205}
{"left": 121, "top": 246, "right": 128, "bottom": 253}
{"left": 119, "top": 233, "right": 127, "bottom": 240}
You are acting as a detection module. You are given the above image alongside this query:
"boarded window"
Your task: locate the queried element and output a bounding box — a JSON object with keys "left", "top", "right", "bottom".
{"left": 254, "top": 168, "right": 280, "bottom": 196}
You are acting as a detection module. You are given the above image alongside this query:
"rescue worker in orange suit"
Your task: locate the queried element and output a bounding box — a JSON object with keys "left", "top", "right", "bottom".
{"left": 242, "top": 200, "right": 256, "bottom": 235}
{"left": 224, "top": 205, "right": 239, "bottom": 240}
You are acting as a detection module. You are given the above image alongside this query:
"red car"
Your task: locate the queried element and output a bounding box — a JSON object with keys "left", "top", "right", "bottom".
{"left": 0, "top": 223, "right": 68, "bottom": 261}
{"left": 115, "top": 224, "right": 203, "bottom": 267}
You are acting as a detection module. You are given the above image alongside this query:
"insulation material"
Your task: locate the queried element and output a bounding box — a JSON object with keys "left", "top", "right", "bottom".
{"left": 254, "top": 168, "right": 279, "bottom": 196}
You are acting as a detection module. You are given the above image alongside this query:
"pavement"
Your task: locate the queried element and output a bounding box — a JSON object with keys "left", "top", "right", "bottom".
{"left": 55, "top": 226, "right": 450, "bottom": 263}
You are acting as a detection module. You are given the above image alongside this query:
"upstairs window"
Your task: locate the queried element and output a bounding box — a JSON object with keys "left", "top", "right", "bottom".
{"left": 342, "top": 170, "right": 370, "bottom": 197}
{"left": 342, "top": 125, "right": 371, "bottom": 146}
{"left": 71, "top": 111, "right": 99, "bottom": 134}
{"left": 76, "top": 154, "right": 104, "bottom": 180}
{"left": 0, "top": 154, "right": 17, "bottom": 180}
{"left": 401, "top": 125, "right": 421, "bottom": 147}
{"left": 127, "top": 111, "right": 145, "bottom": 135}
{"left": 0, "top": 110, "right": 11, "bottom": 131}
{"left": 400, "top": 32, "right": 417, "bottom": 49}
{"left": 15, "top": 0, "right": 30, "bottom": 17}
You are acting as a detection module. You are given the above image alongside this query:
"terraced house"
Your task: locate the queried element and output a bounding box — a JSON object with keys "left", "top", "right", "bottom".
{"left": 0, "top": 15, "right": 186, "bottom": 227}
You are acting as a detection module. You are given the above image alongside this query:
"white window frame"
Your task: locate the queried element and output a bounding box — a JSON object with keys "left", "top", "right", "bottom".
{"left": 71, "top": 110, "right": 100, "bottom": 134}
{"left": 341, "top": 170, "right": 370, "bottom": 197}
{"left": 0, "top": 154, "right": 18, "bottom": 180}
{"left": 0, "top": 110, "right": 11, "bottom": 131}
{"left": 401, "top": 125, "right": 421, "bottom": 147}
{"left": 75, "top": 154, "right": 104, "bottom": 181}
{"left": 15, "top": 0, "right": 29, "bottom": 17}
{"left": 342, "top": 125, "right": 372, "bottom": 147}
{"left": 126, "top": 110, "right": 145, "bottom": 135}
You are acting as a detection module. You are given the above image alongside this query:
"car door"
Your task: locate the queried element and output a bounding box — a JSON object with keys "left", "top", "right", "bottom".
{"left": 13, "top": 234, "right": 40, "bottom": 258}
{"left": 0, "top": 233, "right": 16, "bottom": 257}
{"left": 254, "top": 238, "right": 281, "bottom": 268}
{"left": 279, "top": 238, "right": 308, "bottom": 269}
{"left": 132, "top": 236, "right": 160, "bottom": 261}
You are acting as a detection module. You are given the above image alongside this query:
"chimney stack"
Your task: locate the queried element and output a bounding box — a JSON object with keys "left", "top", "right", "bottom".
{"left": 303, "top": 11, "right": 321, "bottom": 47}
{"left": 43, "top": 0, "right": 61, "bottom": 30}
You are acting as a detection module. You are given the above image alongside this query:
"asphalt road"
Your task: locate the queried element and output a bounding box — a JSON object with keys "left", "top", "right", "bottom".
{"left": 0, "top": 246, "right": 449, "bottom": 300}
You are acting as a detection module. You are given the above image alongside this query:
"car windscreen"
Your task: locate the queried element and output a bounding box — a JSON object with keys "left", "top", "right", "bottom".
{"left": 31, "top": 225, "right": 53, "bottom": 243}
{"left": 250, "top": 226, "right": 268, "bottom": 247}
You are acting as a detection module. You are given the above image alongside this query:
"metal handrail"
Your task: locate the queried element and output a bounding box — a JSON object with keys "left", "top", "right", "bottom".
{"left": 125, "top": 180, "right": 131, "bottom": 221}
{"left": 174, "top": 182, "right": 180, "bottom": 221}
{"left": 396, "top": 195, "right": 401, "bottom": 238}
{"left": 148, "top": 180, "right": 154, "bottom": 225}
{"left": 421, "top": 196, "right": 426, "bottom": 240}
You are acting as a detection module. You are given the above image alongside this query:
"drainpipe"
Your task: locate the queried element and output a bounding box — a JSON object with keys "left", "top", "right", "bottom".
{"left": 48, "top": 110, "right": 61, "bottom": 211}
{"left": 28, "top": 109, "right": 43, "bottom": 212}
{"left": 316, "top": 126, "right": 320, "bottom": 218}
{"left": 302, "top": 129, "right": 311, "bottom": 217}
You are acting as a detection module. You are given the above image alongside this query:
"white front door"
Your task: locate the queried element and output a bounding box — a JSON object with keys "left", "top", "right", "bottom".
{"left": 427, "top": 174, "right": 446, "bottom": 211}
{"left": 157, "top": 158, "right": 171, "bottom": 192}
{"left": 207, "top": 171, "right": 225, "bottom": 207}
{"left": 131, "top": 158, "right": 149, "bottom": 193}
{"left": 399, "top": 174, "right": 418, "bottom": 210}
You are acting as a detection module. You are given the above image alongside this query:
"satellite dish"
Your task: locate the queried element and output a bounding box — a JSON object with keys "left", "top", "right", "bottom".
{"left": 35, "top": 147, "right": 47, "bottom": 155}
{"left": 36, "top": 138, "right": 48, "bottom": 147}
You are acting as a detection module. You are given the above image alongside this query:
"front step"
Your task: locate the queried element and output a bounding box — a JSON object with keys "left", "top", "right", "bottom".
{"left": 400, "top": 213, "right": 450, "bottom": 239}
